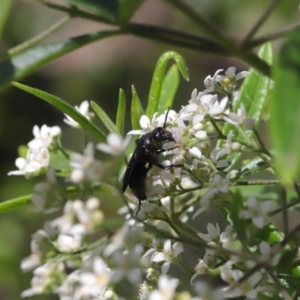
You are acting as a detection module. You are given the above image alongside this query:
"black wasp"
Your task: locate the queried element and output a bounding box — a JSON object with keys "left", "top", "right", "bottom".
{"left": 122, "top": 109, "right": 180, "bottom": 214}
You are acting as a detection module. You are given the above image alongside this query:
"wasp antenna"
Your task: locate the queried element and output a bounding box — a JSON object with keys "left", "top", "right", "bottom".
{"left": 163, "top": 107, "right": 171, "bottom": 128}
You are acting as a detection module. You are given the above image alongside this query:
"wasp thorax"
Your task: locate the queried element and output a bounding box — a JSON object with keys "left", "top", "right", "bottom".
{"left": 151, "top": 127, "right": 175, "bottom": 143}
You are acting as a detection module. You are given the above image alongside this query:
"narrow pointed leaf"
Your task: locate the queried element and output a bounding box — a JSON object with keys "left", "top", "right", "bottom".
{"left": 131, "top": 85, "right": 144, "bottom": 130}
{"left": 116, "top": 89, "right": 126, "bottom": 136}
{"left": 91, "top": 101, "right": 118, "bottom": 134}
{"left": 12, "top": 82, "right": 106, "bottom": 142}
{"left": 119, "top": 0, "right": 145, "bottom": 25}
{"left": 0, "top": 31, "right": 120, "bottom": 92}
{"left": 157, "top": 64, "right": 179, "bottom": 114}
{"left": 0, "top": 0, "right": 12, "bottom": 42}
{"left": 270, "top": 27, "right": 300, "bottom": 183}
{"left": 146, "top": 51, "right": 189, "bottom": 118}
{"left": 0, "top": 195, "right": 32, "bottom": 214}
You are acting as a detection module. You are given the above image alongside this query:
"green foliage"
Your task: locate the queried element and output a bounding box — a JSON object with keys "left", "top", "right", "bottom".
{"left": 12, "top": 82, "right": 106, "bottom": 142}
{"left": 48, "top": 0, "right": 118, "bottom": 23}
{"left": 270, "top": 26, "right": 300, "bottom": 183}
{"left": 157, "top": 64, "right": 180, "bottom": 114}
{"left": 119, "top": 0, "right": 146, "bottom": 26}
{"left": 91, "top": 101, "right": 119, "bottom": 134}
{"left": 0, "top": 31, "right": 120, "bottom": 92}
{"left": 0, "top": 195, "right": 32, "bottom": 214}
{"left": 146, "top": 51, "right": 189, "bottom": 119}
{"left": 116, "top": 89, "right": 126, "bottom": 136}
{"left": 222, "top": 42, "right": 273, "bottom": 141}
{"left": 130, "top": 85, "right": 144, "bottom": 130}
{"left": 0, "top": 0, "right": 12, "bottom": 42}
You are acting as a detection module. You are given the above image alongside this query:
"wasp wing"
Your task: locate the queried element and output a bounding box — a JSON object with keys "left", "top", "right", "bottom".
{"left": 122, "top": 139, "right": 144, "bottom": 192}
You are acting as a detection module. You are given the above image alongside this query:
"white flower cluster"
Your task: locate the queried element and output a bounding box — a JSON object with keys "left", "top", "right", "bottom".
{"left": 8, "top": 125, "right": 61, "bottom": 178}
{"left": 12, "top": 67, "right": 282, "bottom": 300}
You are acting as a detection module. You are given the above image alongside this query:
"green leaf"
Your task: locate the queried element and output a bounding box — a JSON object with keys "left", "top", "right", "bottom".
{"left": 56, "top": 0, "right": 118, "bottom": 23}
{"left": 91, "top": 101, "right": 118, "bottom": 134}
{"left": 229, "top": 190, "right": 249, "bottom": 244}
{"left": 240, "top": 157, "right": 269, "bottom": 177}
{"left": 119, "top": 0, "right": 145, "bottom": 25}
{"left": 276, "top": 247, "right": 298, "bottom": 273}
{"left": 0, "top": 30, "right": 120, "bottom": 92}
{"left": 146, "top": 51, "right": 189, "bottom": 119}
{"left": 12, "top": 82, "right": 106, "bottom": 142}
{"left": 0, "top": 195, "right": 32, "bottom": 214}
{"left": 0, "top": 0, "right": 12, "bottom": 42}
{"left": 157, "top": 64, "right": 179, "bottom": 114}
{"left": 131, "top": 85, "right": 144, "bottom": 130}
{"left": 222, "top": 42, "right": 273, "bottom": 140}
{"left": 270, "top": 27, "right": 300, "bottom": 183}
{"left": 116, "top": 89, "right": 126, "bottom": 136}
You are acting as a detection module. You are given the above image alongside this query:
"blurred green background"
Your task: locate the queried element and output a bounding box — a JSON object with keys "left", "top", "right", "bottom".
{"left": 0, "top": 0, "right": 298, "bottom": 299}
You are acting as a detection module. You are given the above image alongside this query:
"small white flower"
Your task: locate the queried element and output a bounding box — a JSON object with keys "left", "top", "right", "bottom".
{"left": 221, "top": 261, "right": 262, "bottom": 299}
{"left": 190, "top": 259, "right": 209, "bottom": 284}
{"left": 148, "top": 275, "right": 178, "bottom": 300}
{"left": 8, "top": 147, "right": 50, "bottom": 178}
{"left": 225, "top": 67, "right": 249, "bottom": 81}
{"left": 28, "top": 125, "right": 61, "bottom": 149}
{"left": 21, "top": 262, "right": 65, "bottom": 297}
{"left": 198, "top": 223, "right": 220, "bottom": 242}
{"left": 58, "top": 257, "right": 111, "bottom": 300}
{"left": 69, "top": 143, "right": 103, "bottom": 183}
{"left": 150, "top": 239, "right": 183, "bottom": 274}
{"left": 220, "top": 225, "right": 238, "bottom": 250}
{"left": 97, "top": 132, "right": 132, "bottom": 156}
{"left": 259, "top": 241, "right": 281, "bottom": 265}
{"left": 189, "top": 147, "right": 202, "bottom": 159}
{"left": 203, "top": 69, "right": 223, "bottom": 94}
{"left": 179, "top": 93, "right": 223, "bottom": 125}
{"left": 239, "top": 197, "right": 275, "bottom": 228}
{"left": 224, "top": 103, "right": 254, "bottom": 128}
{"left": 21, "top": 229, "right": 51, "bottom": 272}
{"left": 64, "top": 100, "right": 93, "bottom": 128}
{"left": 56, "top": 234, "right": 82, "bottom": 252}
{"left": 127, "top": 114, "right": 157, "bottom": 136}
{"left": 193, "top": 171, "right": 238, "bottom": 218}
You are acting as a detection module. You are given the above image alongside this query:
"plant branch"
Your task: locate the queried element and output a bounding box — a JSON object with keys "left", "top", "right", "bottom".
{"left": 163, "top": 0, "right": 235, "bottom": 51}
{"left": 245, "top": 24, "right": 300, "bottom": 49}
{"left": 231, "top": 180, "right": 281, "bottom": 186}
{"left": 127, "top": 23, "right": 226, "bottom": 54}
{"left": 7, "top": 16, "right": 70, "bottom": 56}
{"left": 240, "top": 0, "right": 279, "bottom": 47}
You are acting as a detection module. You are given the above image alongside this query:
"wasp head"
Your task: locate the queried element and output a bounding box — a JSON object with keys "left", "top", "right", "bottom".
{"left": 151, "top": 127, "right": 176, "bottom": 143}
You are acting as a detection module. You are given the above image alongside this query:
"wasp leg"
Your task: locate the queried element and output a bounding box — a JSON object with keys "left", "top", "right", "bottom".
{"left": 135, "top": 199, "right": 142, "bottom": 216}
{"left": 152, "top": 162, "right": 165, "bottom": 169}
{"left": 152, "top": 162, "right": 184, "bottom": 169}
{"left": 165, "top": 164, "right": 184, "bottom": 168}
{"left": 155, "top": 145, "right": 179, "bottom": 154}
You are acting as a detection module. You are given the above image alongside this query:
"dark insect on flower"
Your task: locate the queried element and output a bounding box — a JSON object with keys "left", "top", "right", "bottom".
{"left": 122, "top": 109, "right": 180, "bottom": 214}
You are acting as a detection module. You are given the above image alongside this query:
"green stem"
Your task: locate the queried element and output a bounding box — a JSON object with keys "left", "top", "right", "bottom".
{"left": 127, "top": 23, "right": 226, "bottom": 55}
{"left": 269, "top": 197, "right": 300, "bottom": 216}
{"left": 231, "top": 180, "right": 280, "bottom": 186}
{"left": 279, "top": 187, "right": 288, "bottom": 236}
{"left": 29, "top": 0, "right": 116, "bottom": 24}
{"left": 240, "top": 0, "right": 279, "bottom": 47}
{"left": 163, "top": 0, "right": 235, "bottom": 51}
{"left": 245, "top": 24, "right": 300, "bottom": 49}
{"left": 253, "top": 128, "right": 271, "bottom": 156}
{"left": 8, "top": 16, "right": 70, "bottom": 56}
